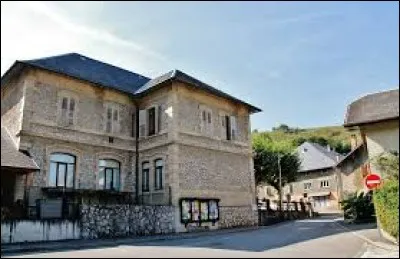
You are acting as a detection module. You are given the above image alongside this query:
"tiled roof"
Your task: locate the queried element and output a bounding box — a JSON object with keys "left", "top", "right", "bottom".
{"left": 21, "top": 53, "right": 151, "bottom": 95}
{"left": 136, "top": 70, "right": 262, "bottom": 112}
{"left": 1, "top": 127, "right": 39, "bottom": 171}
{"left": 1, "top": 53, "right": 261, "bottom": 113}
{"left": 344, "top": 89, "right": 399, "bottom": 127}
{"left": 296, "top": 142, "right": 344, "bottom": 172}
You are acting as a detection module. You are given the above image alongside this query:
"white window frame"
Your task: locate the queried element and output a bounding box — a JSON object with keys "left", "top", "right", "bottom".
{"left": 320, "top": 180, "right": 330, "bottom": 188}
{"left": 199, "top": 105, "right": 213, "bottom": 136}
{"left": 304, "top": 182, "right": 312, "bottom": 190}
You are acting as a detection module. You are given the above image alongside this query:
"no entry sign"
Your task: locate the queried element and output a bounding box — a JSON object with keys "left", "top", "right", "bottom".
{"left": 365, "top": 174, "right": 381, "bottom": 190}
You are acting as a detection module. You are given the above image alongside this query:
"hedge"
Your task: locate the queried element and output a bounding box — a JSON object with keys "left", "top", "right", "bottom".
{"left": 373, "top": 180, "right": 399, "bottom": 239}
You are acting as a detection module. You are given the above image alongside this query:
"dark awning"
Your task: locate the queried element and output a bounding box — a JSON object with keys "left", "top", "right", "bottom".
{"left": 1, "top": 127, "right": 39, "bottom": 172}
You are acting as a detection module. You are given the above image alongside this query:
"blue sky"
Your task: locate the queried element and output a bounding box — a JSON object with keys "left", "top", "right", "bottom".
{"left": 1, "top": 1, "right": 398, "bottom": 131}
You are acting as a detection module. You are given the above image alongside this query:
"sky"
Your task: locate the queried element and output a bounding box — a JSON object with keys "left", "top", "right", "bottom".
{"left": 1, "top": 1, "right": 399, "bottom": 131}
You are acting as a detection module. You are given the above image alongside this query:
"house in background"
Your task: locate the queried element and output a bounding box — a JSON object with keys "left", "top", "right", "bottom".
{"left": 258, "top": 141, "right": 367, "bottom": 212}
{"left": 1, "top": 53, "right": 261, "bottom": 233}
{"left": 344, "top": 89, "right": 399, "bottom": 175}
{"left": 1, "top": 127, "right": 39, "bottom": 208}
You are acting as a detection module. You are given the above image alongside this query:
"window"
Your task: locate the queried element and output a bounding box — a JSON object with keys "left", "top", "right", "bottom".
{"left": 148, "top": 107, "right": 156, "bottom": 136}
{"left": 200, "top": 106, "right": 213, "bottom": 135}
{"left": 321, "top": 180, "right": 329, "bottom": 188}
{"left": 289, "top": 184, "right": 294, "bottom": 194}
{"left": 60, "top": 97, "right": 76, "bottom": 126}
{"left": 142, "top": 162, "right": 150, "bottom": 192}
{"left": 105, "top": 106, "right": 119, "bottom": 134}
{"left": 304, "top": 182, "right": 312, "bottom": 190}
{"left": 154, "top": 159, "right": 163, "bottom": 190}
{"left": 225, "top": 116, "right": 231, "bottom": 140}
{"left": 98, "top": 159, "right": 120, "bottom": 191}
{"left": 49, "top": 153, "right": 75, "bottom": 188}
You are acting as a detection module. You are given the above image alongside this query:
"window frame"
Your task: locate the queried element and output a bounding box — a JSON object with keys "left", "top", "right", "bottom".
{"left": 320, "top": 180, "right": 330, "bottom": 188}
{"left": 142, "top": 161, "right": 150, "bottom": 192}
{"left": 148, "top": 107, "right": 156, "bottom": 136}
{"left": 98, "top": 159, "right": 121, "bottom": 191}
{"left": 304, "top": 182, "right": 312, "bottom": 190}
{"left": 49, "top": 153, "right": 76, "bottom": 188}
{"left": 154, "top": 159, "right": 164, "bottom": 191}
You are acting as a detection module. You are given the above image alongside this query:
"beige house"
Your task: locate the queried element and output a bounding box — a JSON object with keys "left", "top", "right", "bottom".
{"left": 258, "top": 141, "right": 368, "bottom": 212}
{"left": 344, "top": 89, "right": 399, "bottom": 176}
{"left": 1, "top": 53, "right": 261, "bottom": 231}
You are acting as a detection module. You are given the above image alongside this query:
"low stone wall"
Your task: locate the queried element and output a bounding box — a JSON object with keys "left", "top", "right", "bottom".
{"left": 1, "top": 220, "right": 80, "bottom": 244}
{"left": 219, "top": 206, "right": 258, "bottom": 229}
{"left": 80, "top": 205, "right": 175, "bottom": 239}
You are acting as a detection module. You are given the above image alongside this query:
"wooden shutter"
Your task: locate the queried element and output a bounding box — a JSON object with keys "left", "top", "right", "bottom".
{"left": 230, "top": 116, "right": 237, "bottom": 140}
{"left": 139, "top": 109, "right": 146, "bottom": 137}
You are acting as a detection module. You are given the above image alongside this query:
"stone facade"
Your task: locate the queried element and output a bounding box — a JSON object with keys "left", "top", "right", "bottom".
{"left": 219, "top": 206, "right": 258, "bottom": 229}
{"left": 1, "top": 62, "right": 258, "bottom": 232}
{"left": 80, "top": 204, "right": 175, "bottom": 239}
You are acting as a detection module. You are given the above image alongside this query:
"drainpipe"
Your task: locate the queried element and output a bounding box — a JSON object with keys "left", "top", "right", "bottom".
{"left": 133, "top": 98, "right": 140, "bottom": 205}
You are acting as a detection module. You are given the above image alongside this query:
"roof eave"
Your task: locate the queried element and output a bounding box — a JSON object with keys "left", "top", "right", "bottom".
{"left": 344, "top": 116, "right": 399, "bottom": 128}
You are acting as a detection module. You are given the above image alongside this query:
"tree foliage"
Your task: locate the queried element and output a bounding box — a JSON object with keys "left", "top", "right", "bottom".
{"left": 341, "top": 191, "right": 375, "bottom": 223}
{"left": 253, "top": 134, "right": 301, "bottom": 193}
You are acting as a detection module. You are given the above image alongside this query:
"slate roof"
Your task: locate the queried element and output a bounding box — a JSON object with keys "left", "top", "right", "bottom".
{"left": 296, "top": 142, "right": 344, "bottom": 173}
{"left": 1, "top": 127, "right": 39, "bottom": 171}
{"left": 344, "top": 89, "right": 399, "bottom": 127}
{"left": 1, "top": 53, "right": 261, "bottom": 113}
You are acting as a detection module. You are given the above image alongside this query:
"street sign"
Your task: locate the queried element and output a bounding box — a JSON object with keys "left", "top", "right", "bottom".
{"left": 365, "top": 174, "right": 381, "bottom": 190}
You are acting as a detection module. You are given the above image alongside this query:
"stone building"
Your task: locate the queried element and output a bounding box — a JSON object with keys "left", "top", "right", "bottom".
{"left": 344, "top": 88, "right": 399, "bottom": 175}
{"left": 257, "top": 141, "right": 368, "bottom": 212}
{"left": 1, "top": 53, "right": 261, "bottom": 232}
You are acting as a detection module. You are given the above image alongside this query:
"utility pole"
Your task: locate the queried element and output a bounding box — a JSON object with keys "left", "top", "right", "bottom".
{"left": 278, "top": 154, "right": 283, "bottom": 214}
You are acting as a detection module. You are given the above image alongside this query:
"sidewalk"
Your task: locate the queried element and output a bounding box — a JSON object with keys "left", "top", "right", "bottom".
{"left": 333, "top": 218, "right": 399, "bottom": 258}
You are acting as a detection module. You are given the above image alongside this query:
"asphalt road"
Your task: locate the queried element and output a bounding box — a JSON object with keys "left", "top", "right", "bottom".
{"left": 4, "top": 215, "right": 380, "bottom": 258}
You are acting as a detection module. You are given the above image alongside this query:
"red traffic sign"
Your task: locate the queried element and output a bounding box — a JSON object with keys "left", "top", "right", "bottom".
{"left": 365, "top": 174, "right": 381, "bottom": 190}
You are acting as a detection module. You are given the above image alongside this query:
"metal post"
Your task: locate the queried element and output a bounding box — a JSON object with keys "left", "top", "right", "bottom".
{"left": 278, "top": 155, "right": 283, "bottom": 214}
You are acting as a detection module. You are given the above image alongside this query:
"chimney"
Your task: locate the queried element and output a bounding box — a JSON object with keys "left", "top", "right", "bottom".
{"left": 350, "top": 134, "right": 358, "bottom": 150}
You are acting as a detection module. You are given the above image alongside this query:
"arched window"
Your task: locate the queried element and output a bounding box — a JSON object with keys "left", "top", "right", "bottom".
{"left": 154, "top": 159, "right": 163, "bottom": 190}
{"left": 98, "top": 159, "right": 120, "bottom": 191}
{"left": 49, "top": 153, "right": 75, "bottom": 188}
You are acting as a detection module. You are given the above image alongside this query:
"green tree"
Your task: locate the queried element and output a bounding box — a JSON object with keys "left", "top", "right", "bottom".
{"left": 253, "top": 144, "right": 301, "bottom": 201}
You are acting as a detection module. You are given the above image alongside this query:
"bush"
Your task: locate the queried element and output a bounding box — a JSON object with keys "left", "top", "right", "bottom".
{"left": 341, "top": 191, "right": 375, "bottom": 223}
{"left": 373, "top": 180, "right": 399, "bottom": 239}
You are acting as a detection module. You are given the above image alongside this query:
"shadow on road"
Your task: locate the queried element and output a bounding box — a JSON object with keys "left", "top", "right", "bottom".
{"left": 2, "top": 214, "right": 378, "bottom": 256}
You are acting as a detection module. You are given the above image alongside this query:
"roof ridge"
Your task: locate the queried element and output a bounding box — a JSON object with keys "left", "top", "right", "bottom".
{"left": 22, "top": 53, "right": 151, "bottom": 81}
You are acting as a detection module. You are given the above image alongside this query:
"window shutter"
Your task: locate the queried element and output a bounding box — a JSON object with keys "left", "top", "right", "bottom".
{"left": 106, "top": 107, "right": 112, "bottom": 133}
{"left": 139, "top": 109, "right": 146, "bottom": 137}
{"left": 157, "top": 105, "right": 162, "bottom": 133}
{"left": 230, "top": 116, "right": 237, "bottom": 140}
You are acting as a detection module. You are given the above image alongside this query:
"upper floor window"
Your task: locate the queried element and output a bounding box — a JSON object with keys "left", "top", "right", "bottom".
{"left": 142, "top": 162, "right": 150, "bottom": 192}
{"left": 154, "top": 159, "right": 164, "bottom": 190}
{"left": 139, "top": 106, "right": 161, "bottom": 138}
{"left": 98, "top": 159, "right": 120, "bottom": 191}
{"left": 148, "top": 107, "right": 156, "bottom": 136}
{"left": 49, "top": 153, "right": 75, "bottom": 188}
{"left": 200, "top": 106, "right": 213, "bottom": 135}
{"left": 60, "top": 97, "right": 76, "bottom": 126}
{"left": 105, "top": 106, "right": 119, "bottom": 134}
{"left": 222, "top": 115, "right": 237, "bottom": 141}
{"left": 304, "top": 182, "right": 312, "bottom": 190}
{"left": 321, "top": 180, "right": 329, "bottom": 188}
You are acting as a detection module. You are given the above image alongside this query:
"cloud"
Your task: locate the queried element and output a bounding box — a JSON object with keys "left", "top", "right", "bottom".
{"left": 1, "top": 1, "right": 171, "bottom": 77}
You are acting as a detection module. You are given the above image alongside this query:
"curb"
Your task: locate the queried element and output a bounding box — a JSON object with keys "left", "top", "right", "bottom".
{"left": 333, "top": 220, "right": 399, "bottom": 252}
